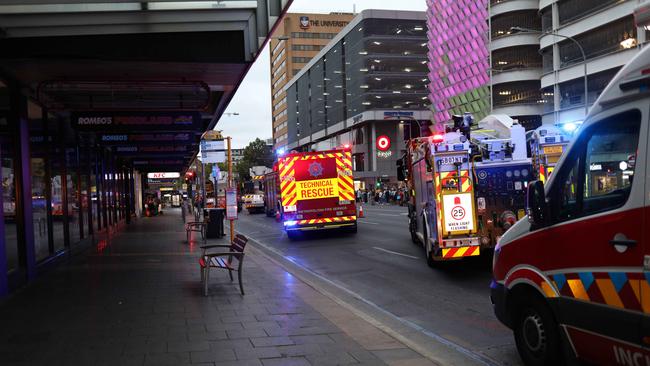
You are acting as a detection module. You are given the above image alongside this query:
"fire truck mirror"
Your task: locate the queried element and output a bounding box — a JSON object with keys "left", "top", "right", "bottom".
{"left": 526, "top": 180, "right": 547, "bottom": 226}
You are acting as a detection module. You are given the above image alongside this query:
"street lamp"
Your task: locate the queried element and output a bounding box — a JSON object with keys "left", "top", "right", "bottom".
{"left": 510, "top": 26, "right": 589, "bottom": 118}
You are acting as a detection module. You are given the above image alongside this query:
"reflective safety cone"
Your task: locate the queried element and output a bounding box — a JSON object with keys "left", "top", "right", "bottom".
{"left": 359, "top": 205, "right": 364, "bottom": 218}
{"left": 276, "top": 211, "right": 281, "bottom": 222}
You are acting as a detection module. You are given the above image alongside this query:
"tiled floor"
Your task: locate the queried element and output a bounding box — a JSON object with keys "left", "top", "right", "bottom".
{"left": 0, "top": 209, "right": 434, "bottom": 366}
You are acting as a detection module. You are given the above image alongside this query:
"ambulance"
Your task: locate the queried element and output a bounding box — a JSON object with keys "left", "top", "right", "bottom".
{"left": 491, "top": 37, "right": 650, "bottom": 365}
{"left": 277, "top": 148, "right": 357, "bottom": 240}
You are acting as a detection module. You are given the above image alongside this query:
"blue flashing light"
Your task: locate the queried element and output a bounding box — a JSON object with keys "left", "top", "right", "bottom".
{"left": 277, "top": 148, "right": 286, "bottom": 156}
{"left": 561, "top": 122, "right": 578, "bottom": 133}
{"left": 283, "top": 220, "right": 298, "bottom": 227}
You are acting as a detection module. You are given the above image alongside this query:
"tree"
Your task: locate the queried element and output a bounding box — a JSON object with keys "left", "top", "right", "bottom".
{"left": 235, "top": 138, "right": 273, "bottom": 181}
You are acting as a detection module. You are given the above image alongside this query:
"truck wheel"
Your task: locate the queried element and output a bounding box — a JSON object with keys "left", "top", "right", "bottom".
{"left": 347, "top": 224, "right": 358, "bottom": 234}
{"left": 513, "top": 295, "right": 563, "bottom": 366}
{"left": 422, "top": 218, "right": 435, "bottom": 268}
{"left": 409, "top": 214, "right": 418, "bottom": 244}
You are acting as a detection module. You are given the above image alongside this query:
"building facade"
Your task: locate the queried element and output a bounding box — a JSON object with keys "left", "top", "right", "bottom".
{"left": 284, "top": 10, "right": 430, "bottom": 188}
{"left": 428, "top": 0, "right": 648, "bottom": 132}
{"left": 269, "top": 12, "right": 354, "bottom": 149}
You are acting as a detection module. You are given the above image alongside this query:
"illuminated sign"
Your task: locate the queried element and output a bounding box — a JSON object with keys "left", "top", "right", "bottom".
{"left": 147, "top": 172, "right": 181, "bottom": 179}
{"left": 376, "top": 135, "right": 391, "bottom": 151}
{"left": 295, "top": 178, "right": 339, "bottom": 200}
{"left": 442, "top": 193, "right": 475, "bottom": 233}
{"left": 377, "top": 151, "right": 393, "bottom": 159}
{"left": 71, "top": 111, "right": 199, "bottom": 131}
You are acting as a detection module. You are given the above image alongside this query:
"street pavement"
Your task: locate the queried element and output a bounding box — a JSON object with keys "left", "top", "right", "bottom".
{"left": 234, "top": 203, "right": 521, "bottom": 366}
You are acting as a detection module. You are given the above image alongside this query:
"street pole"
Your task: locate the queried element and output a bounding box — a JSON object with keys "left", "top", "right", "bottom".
{"left": 227, "top": 136, "right": 234, "bottom": 244}
{"left": 510, "top": 27, "right": 589, "bottom": 119}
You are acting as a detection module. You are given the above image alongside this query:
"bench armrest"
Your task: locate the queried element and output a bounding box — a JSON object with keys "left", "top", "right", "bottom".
{"left": 203, "top": 252, "right": 244, "bottom": 260}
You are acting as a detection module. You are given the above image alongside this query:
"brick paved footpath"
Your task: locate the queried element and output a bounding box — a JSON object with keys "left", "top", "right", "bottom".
{"left": 0, "top": 209, "right": 436, "bottom": 366}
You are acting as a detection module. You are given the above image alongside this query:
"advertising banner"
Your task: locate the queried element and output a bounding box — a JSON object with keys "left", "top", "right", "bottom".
{"left": 225, "top": 188, "right": 238, "bottom": 220}
{"left": 71, "top": 111, "right": 200, "bottom": 132}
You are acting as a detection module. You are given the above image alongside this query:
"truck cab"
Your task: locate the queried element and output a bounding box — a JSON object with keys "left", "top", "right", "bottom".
{"left": 491, "top": 42, "right": 650, "bottom": 365}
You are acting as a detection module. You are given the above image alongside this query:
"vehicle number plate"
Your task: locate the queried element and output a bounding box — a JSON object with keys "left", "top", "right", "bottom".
{"left": 439, "top": 156, "right": 464, "bottom": 165}
{"left": 543, "top": 145, "right": 564, "bottom": 155}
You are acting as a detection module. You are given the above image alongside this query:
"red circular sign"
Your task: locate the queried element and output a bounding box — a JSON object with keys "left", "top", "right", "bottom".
{"left": 451, "top": 206, "right": 466, "bottom": 220}
{"left": 376, "top": 135, "right": 391, "bottom": 151}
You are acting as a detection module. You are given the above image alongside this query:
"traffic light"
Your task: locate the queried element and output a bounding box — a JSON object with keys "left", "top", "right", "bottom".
{"left": 185, "top": 171, "right": 196, "bottom": 182}
{"left": 376, "top": 179, "right": 381, "bottom": 188}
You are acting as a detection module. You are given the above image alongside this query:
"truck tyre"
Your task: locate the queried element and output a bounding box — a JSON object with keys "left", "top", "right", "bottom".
{"left": 422, "top": 218, "right": 435, "bottom": 268}
{"left": 287, "top": 230, "right": 298, "bottom": 241}
{"left": 409, "top": 213, "right": 418, "bottom": 244}
{"left": 347, "top": 224, "right": 358, "bottom": 234}
{"left": 513, "top": 294, "right": 563, "bottom": 366}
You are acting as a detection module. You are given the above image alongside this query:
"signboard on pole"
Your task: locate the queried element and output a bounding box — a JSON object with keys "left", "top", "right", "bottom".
{"left": 201, "top": 140, "right": 225, "bottom": 151}
{"left": 201, "top": 151, "right": 226, "bottom": 163}
{"left": 226, "top": 188, "right": 238, "bottom": 220}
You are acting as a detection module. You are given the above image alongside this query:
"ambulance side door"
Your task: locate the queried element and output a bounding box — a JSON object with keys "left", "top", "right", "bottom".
{"left": 543, "top": 107, "right": 646, "bottom": 363}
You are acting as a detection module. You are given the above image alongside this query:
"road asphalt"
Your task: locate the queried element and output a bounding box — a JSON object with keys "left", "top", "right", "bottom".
{"left": 232, "top": 203, "right": 522, "bottom": 366}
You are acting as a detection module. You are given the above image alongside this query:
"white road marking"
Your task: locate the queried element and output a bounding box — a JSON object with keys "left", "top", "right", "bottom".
{"left": 372, "top": 247, "right": 419, "bottom": 259}
{"left": 358, "top": 220, "right": 380, "bottom": 225}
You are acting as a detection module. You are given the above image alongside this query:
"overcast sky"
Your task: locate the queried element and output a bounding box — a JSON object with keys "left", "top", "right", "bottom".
{"left": 216, "top": 0, "right": 427, "bottom": 148}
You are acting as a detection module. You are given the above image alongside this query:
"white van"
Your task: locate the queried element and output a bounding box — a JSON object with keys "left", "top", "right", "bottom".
{"left": 491, "top": 42, "right": 650, "bottom": 364}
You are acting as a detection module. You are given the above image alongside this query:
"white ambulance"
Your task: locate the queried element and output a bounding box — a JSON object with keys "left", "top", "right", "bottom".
{"left": 491, "top": 31, "right": 650, "bottom": 365}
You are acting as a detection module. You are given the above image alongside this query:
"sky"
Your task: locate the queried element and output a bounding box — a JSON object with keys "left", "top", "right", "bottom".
{"left": 216, "top": 0, "right": 428, "bottom": 148}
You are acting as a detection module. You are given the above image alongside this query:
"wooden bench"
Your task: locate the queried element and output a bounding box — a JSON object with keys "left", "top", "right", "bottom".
{"left": 199, "top": 234, "right": 248, "bottom": 296}
{"left": 185, "top": 221, "right": 206, "bottom": 245}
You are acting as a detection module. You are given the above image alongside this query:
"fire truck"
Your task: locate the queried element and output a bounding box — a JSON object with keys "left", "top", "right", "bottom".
{"left": 263, "top": 167, "right": 280, "bottom": 218}
{"left": 398, "top": 114, "right": 533, "bottom": 266}
{"left": 528, "top": 125, "right": 570, "bottom": 183}
{"left": 277, "top": 148, "right": 357, "bottom": 240}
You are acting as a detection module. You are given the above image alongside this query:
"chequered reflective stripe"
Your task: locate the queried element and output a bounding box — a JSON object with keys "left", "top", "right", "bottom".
{"left": 436, "top": 170, "right": 471, "bottom": 195}
{"left": 441, "top": 246, "right": 480, "bottom": 259}
{"left": 336, "top": 151, "right": 355, "bottom": 201}
{"left": 549, "top": 271, "right": 648, "bottom": 312}
{"left": 296, "top": 216, "right": 357, "bottom": 225}
{"left": 280, "top": 156, "right": 299, "bottom": 207}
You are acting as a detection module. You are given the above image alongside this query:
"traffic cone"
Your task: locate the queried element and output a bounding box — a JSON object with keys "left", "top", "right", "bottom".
{"left": 359, "top": 205, "right": 364, "bottom": 218}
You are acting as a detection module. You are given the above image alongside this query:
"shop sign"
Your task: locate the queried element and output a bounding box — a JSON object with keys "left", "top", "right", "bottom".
{"left": 99, "top": 133, "right": 192, "bottom": 145}
{"left": 133, "top": 159, "right": 185, "bottom": 166}
{"left": 114, "top": 145, "right": 189, "bottom": 154}
{"left": 383, "top": 111, "right": 415, "bottom": 120}
{"left": 376, "top": 135, "right": 391, "bottom": 151}
{"left": 377, "top": 150, "right": 393, "bottom": 158}
{"left": 147, "top": 172, "right": 180, "bottom": 179}
{"left": 71, "top": 111, "right": 199, "bottom": 132}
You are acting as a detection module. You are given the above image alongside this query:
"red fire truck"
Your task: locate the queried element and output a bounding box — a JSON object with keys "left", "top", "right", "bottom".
{"left": 276, "top": 148, "right": 357, "bottom": 240}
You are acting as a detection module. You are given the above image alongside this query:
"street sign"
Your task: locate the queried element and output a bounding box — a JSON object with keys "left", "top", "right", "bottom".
{"left": 201, "top": 140, "right": 225, "bottom": 152}
{"left": 202, "top": 151, "right": 226, "bottom": 163}
{"left": 226, "top": 188, "right": 238, "bottom": 220}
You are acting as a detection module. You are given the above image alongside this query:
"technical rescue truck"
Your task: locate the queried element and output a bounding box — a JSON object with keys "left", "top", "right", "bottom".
{"left": 277, "top": 148, "right": 357, "bottom": 240}
{"left": 492, "top": 22, "right": 650, "bottom": 365}
{"left": 398, "top": 114, "right": 534, "bottom": 266}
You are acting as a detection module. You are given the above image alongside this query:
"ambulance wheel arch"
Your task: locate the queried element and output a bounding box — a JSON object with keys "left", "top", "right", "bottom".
{"left": 509, "top": 286, "right": 564, "bottom": 366}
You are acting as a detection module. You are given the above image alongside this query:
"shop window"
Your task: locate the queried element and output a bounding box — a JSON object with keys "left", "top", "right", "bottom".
{"left": 2, "top": 134, "right": 18, "bottom": 273}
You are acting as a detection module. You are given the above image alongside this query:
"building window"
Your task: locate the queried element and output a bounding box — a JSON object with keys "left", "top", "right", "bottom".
{"left": 559, "top": 16, "right": 637, "bottom": 68}
{"left": 491, "top": 10, "right": 541, "bottom": 39}
{"left": 272, "top": 73, "right": 287, "bottom": 89}
{"left": 272, "top": 48, "right": 286, "bottom": 66}
{"left": 290, "top": 32, "right": 337, "bottom": 39}
{"left": 292, "top": 57, "right": 312, "bottom": 64}
{"left": 558, "top": 0, "right": 619, "bottom": 25}
{"left": 492, "top": 45, "right": 542, "bottom": 72}
{"left": 272, "top": 60, "right": 286, "bottom": 78}
{"left": 353, "top": 153, "right": 365, "bottom": 172}
{"left": 292, "top": 44, "right": 325, "bottom": 51}
{"left": 492, "top": 81, "right": 542, "bottom": 107}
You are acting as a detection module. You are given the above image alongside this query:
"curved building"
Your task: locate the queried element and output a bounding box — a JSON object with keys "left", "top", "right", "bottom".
{"left": 489, "top": 0, "right": 544, "bottom": 130}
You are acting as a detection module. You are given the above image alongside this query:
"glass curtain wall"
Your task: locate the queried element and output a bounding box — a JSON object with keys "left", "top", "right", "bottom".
{"left": 29, "top": 115, "right": 51, "bottom": 261}
{"left": 1, "top": 116, "right": 18, "bottom": 273}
